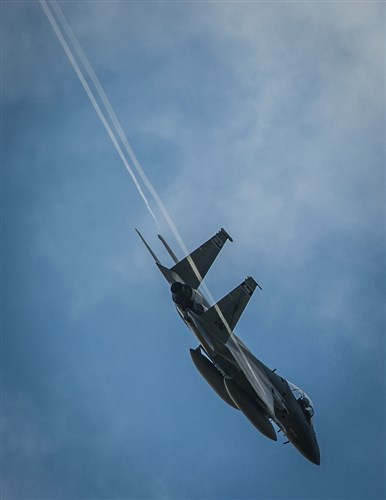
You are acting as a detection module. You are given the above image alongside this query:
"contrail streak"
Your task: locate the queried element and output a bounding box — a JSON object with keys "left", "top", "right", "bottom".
{"left": 44, "top": 1, "right": 212, "bottom": 302}
{"left": 40, "top": 1, "right": 265, "bottom": 399}
{"left": 39, "top": 0, "right": 160, "bottom": 228}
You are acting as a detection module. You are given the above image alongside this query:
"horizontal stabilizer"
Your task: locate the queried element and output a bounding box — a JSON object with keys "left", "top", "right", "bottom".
{"left": 136, "top": 227, "right": 233, "bottom": 288}
{"left": 171, "top": 228, "right": 232, "bottom": 289}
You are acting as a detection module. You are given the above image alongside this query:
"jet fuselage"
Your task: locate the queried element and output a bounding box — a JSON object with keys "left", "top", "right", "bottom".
{"left": 172, "top": 282, "right": 320, "bottom": 465}
{"left": 137, "top": 227, "right": 320, "bottom": 465}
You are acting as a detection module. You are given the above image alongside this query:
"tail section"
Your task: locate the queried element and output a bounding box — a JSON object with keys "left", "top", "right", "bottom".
{"left": 135, "top": 228, "right": 161, "bottom": 264}
{"left": 170, "top": 228, "right": 232, "bottom": 289}
{"left": 136, "top": 228, "right": 233, "bottom": 289}
{"left": 158, "top": 234, "right": 178, "bottom": 264}
{"left": 135, "top": 228, "right": 177, "bottom": 284}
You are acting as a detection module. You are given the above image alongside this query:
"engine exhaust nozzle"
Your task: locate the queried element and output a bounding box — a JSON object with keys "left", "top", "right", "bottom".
{"left": 171, "top": 282, "right": 193, "bottom": 308}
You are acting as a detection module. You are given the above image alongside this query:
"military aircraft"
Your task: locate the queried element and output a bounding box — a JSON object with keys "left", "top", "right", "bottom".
{"left": 136, "top": 227, "right": 320, "bottom": 465}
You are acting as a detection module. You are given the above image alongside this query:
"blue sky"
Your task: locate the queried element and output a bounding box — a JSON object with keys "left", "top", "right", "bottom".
{"left": 2, "top": 1, "right": 385, "bottom": 499}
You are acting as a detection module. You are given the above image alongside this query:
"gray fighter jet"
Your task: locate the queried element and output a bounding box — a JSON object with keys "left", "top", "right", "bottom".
{"left": 136, "top": 228, "right": 320, "bottom": 465}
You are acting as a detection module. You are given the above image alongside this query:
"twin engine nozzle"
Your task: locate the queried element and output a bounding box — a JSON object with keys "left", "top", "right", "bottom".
{"left": 171, "top": 282, "right": 193, "bottom": 308}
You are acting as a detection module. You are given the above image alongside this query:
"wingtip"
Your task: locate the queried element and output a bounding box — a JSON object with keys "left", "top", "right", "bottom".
{"left": 246, "top": 276, "right": 263, "bottom": 291}
{"left": 220, "top": 227, "right": 233, "bottom": 243}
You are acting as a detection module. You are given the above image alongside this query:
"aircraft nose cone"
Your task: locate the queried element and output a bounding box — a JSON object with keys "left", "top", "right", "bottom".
{"left": 291, "top": 427, "right": 320, "bottom": 465}
{"left": 307, "top": 441, "right": 320, "bottom": 466}
{"left": 301, "top": 432, "right": 320, "bottom": 465}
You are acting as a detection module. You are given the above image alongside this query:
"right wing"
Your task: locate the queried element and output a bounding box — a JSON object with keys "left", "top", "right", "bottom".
{"left": 190, "top": 276, "right": 274, "bottom": 415}
{"left": 193, "top": 276, "right": 260, "bottom": 342}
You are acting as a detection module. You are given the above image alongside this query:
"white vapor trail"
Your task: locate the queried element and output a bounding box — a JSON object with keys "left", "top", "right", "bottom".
{"left": 39, "top": 0, "right": 160, "bottom": 228}
{"left": 40, "top": 0, "right": 269, "bottom": 407}
{"left": 42, "top": 0, "right": 211, "bottom": 300}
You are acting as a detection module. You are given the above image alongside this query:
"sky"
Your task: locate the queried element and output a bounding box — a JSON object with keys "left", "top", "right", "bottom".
{"left": 2, "top": 1, "right": 385, "bottom": 499}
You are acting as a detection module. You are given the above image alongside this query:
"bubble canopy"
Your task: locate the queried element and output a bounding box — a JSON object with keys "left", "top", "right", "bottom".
{"left": 288, "top": 381, "right": 315, "bottom": 420}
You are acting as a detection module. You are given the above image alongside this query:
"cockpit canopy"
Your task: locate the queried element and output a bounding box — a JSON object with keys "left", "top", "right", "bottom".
{"left": 288, "top": 381, "right": 315, "bottom": 421}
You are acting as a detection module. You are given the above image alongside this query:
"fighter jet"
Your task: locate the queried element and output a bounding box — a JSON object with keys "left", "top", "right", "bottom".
{"left": 136, "top": 228, "right": 320, "bottom": 465}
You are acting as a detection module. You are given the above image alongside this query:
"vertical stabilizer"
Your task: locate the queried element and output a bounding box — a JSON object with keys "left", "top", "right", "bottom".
{"left": 135, "top": 228, "right": 161, "bottom": 264}
{"left": 158, "top": 234, "right": 179, "bottom": 264}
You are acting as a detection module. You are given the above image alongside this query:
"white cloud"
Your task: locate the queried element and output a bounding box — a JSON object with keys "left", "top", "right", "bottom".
{"left": 6, "top": 0, "right": 384, "bottom": 338}
{"left": 145, "top": 1, "right": 384, "bottom": 255}
{"left": 2, "top": 391, "right": 62, "bottom": 498}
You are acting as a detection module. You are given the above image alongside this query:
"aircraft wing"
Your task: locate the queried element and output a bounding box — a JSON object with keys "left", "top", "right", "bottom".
{"left": 190, "top": 277, "right": 274, "bottom": 414}
{"left": 195, "top": 276, "right": 260, "bottom": 342}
